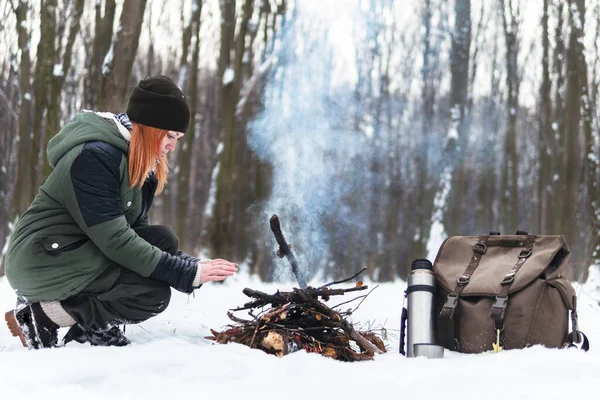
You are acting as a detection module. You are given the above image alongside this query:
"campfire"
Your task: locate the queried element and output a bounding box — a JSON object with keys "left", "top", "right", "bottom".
{"left": 206, "top": 216, "right": 388, "bottom": 361}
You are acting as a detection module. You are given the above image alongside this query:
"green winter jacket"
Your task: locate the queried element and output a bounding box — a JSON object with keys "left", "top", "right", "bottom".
{"left": 5, "top": 112, "right": 197, "bottom": 302}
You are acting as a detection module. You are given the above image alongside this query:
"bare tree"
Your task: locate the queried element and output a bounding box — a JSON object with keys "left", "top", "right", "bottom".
{"left": 174, "top": 0, "right": 203, "bottom": 250}
{"left": 559, "top": 0, "right": 584, "bottom": 279}
{"left": 42, "top": 0, "right": 84, "bottom": 177}
{"left": 99, "top": 0, "right": 148, "bottom": 112}
{"left": 83, "top": 0, "right": 116, "bottom": 109}
{"left": 552, "top": 1, "right": 567, "bottom": 235}
{"left": 566, "top": 0, "right": 596, "bottom": 280}
{"left": 427, "top": 0, "right": 470, "bottom": 244}
{"left": 443, "top": 0, "right": 471, "bottom": 236}
{"left": 12, "top": 0, "right": 34, "bottom": 216}
{"left": 537, "top": 0, "right": 553, "bottom": 235}
{"left": 499, "top": 0, "right": 520, "bottom": 232}
{"left": 211, "top": 0, "right": 256, "bottom": 260}
{"left": 30, "top": 0, "right": 57, "bottom": 194}
{"left": 0, "top": 1, "right": 21, "bottom": 276}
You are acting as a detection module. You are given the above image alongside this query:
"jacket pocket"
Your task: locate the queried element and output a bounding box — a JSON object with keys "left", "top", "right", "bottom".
{"left": 120, "top": 189, "right": 137, "bottom": 212}
{"left": 121, "top": 189, "right": 140, "bottom": 225}
{"left": 42, "top": 235, "right": 89, "bottom": 254}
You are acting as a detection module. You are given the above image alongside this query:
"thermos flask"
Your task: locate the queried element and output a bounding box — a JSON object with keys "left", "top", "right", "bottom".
{"left": 405, "top": 259, "right": 440, "bottom": 358}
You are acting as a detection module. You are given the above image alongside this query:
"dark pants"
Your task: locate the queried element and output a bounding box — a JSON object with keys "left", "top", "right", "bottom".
{"left": 61, "top": 225, "right": 177, "bottom": 330}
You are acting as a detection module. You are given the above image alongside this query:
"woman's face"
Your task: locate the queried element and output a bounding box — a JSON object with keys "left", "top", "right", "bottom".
{"left": 160, "top": 131, "right": 184, "bottom": 157}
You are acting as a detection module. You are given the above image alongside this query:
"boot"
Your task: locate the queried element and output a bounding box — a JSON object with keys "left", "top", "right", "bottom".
{"left": 5, "top": 303, "right": 59, "bottom": 349}
{"left": 63, "top": 324, "right": 130, "bottom": 347}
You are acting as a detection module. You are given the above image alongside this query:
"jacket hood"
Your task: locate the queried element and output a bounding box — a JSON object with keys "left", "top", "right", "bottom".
{"left": 47, "top": 112, "right": 131, "bottom": 168}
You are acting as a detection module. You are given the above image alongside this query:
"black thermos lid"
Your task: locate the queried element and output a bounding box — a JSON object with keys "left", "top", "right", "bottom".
{"left": 411, "top": 259, "right": 433, "bottom": 271}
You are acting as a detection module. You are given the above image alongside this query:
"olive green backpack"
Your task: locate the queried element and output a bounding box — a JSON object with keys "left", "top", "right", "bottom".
{"left": 433, "top": 231, "right": 589, "bottom": 353}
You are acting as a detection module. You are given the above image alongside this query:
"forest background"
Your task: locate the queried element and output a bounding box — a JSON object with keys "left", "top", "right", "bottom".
{"left": 1, "top": 0, "right": 599, "bottom": 283}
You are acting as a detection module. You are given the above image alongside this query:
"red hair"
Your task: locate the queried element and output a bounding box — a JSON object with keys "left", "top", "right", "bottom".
{"left": 129, "top": 122, "right": 169, "bottom": 194}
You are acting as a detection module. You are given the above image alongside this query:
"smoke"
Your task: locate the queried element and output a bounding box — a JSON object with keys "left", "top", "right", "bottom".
{"left": 248, "top": 1, "right": 369, "bottom": 283}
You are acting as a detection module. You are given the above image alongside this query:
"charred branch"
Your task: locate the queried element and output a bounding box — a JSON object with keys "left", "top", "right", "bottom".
{"left": 269, "top": 214, "right": 307, "bottom": 288}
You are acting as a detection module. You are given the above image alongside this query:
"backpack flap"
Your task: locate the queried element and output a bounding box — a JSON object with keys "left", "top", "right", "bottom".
{"left": 433, "top": 235, "right": 570, "bottom": 297}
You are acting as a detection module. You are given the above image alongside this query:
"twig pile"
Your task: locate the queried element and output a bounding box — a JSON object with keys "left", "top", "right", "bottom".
{"left": 207, "top": 215, "right": 387, "bottom": 361}
{"left": 206, "top": 273, "right": 387, "bottom": 361}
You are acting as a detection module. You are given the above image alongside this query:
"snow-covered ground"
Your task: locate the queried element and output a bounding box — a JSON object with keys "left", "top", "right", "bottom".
{"left": 1, "top": 268, "right": 599, "bottom": 400}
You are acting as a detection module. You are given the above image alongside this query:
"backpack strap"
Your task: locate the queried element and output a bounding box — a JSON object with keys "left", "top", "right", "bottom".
{"left": 489, "top": 235, "right": 536, "bottom": 324}
{"left": 564, "top": 296, "right": 590, "bottom": 351}
{"left": 399, "top": 291, "right": 408, "bottom": 355}
{"left": 488, "top": 235, "right": 536, "bottom": 351}
{"left": 439, "top": 235, "right": 489, "bottom": 319}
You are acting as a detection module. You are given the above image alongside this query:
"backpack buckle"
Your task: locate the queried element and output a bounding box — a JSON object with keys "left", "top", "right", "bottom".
{"left": 519, "top": 249, "right": 532, "bottom": 258}
{"left": 492, "top": 296, "right": 508, "bottom": 309}
{"left": 472, "top": 242, "right": 487, "bottom": 255}
{"left": 501, "top": 271, "right": 516, "bottom": 284}
{"left": 442, "top": 294, "right": 458, "bottom": 310}
{"left": 440, "top": 294, "right": 459, "bottom": 319}
{"left": 490, "top": 296, "right": 508, "bottom": 320}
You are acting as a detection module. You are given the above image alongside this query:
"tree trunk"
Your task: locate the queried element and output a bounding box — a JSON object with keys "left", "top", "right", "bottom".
{"left": 84, "top": 0, "right": 116, "bottom": 109}
{"left": 31, "top": 0, "right": 56, "bottom": 193}
{"left": 0, "top": 47, "right": 19, "bottom": 277}
{"left": 537, "top": 0, "right": 553, "bottom": 235}
{"left": 561, "top": 0, "right": 583, "bottom": 279}
{"left": 413, "top": 0, "right": 433, "bottom": 267}
{"left": 586, "top": 1, "right": 600, "bottom": 271}
{"left": 444, "top": 0, "right": 471, "bottom": 236}
{"left": 552, "top": 2, "right": 567, "bottom": 235}
{"left": 13, "top": 0, "right": 34, "bottom": 216}
{"left": 43, "top": 0, "right": 84, "bottom": 178}
{"left": 567, "top": 0, "right": 593, "bottom": 281}
{"left": 499, "top": 0, "right": 519, "bottom": 232}
{"left": 99, "top": 0, "right": 148, "bottom": 112}
{"left": 175, "top": 0, "right": 203, "bottom": 251}
{"left": 211, "top": 0, "right": 255, "bottom": 260}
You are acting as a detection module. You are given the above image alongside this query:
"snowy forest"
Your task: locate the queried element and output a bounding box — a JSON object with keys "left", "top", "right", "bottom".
{"left": 0, "top": 0, "right": 599, "bottom": 283}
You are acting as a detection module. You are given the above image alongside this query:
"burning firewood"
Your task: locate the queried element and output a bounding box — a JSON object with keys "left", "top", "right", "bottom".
{"left": 206, "top": 215, "right": 388, "bottom": 361}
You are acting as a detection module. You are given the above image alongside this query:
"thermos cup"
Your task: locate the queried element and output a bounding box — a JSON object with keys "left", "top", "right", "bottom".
{"left": 404, "top": 258, "right": 443, "bottom": 358}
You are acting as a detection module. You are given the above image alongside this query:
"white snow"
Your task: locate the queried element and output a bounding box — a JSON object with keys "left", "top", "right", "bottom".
{"left": 53, "top": 63, "right": 63, "bottom": 77}
{"left": 426, "top": 166, "right": 452, "bottom": 260}
{"left": 202, "top": 142, "right": 223, "bottom": 222}
{"left": 1, "top": 267, "right": 599, "bottom": 399}
{"left": 102, "top": 44, "right": 114, "bottom": 76}
{"left": 223, "top": 68, "right": 235, "bottom": 85}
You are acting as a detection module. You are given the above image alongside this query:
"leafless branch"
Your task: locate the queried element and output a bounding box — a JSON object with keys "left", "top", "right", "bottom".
{"left": 318, "top": 267, "right": 367, "bottom": 289}
{"left": 0, "top": 87, "right": 18, "bottom": 120}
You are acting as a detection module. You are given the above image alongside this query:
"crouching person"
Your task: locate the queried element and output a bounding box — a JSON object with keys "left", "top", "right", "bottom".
{"left": 4, "top": 75, "right": 238, "bottom": 349}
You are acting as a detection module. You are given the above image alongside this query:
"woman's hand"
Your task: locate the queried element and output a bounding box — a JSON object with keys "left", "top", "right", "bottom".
{"left": 198, "top": 259, "right": 238, "bottom": 284}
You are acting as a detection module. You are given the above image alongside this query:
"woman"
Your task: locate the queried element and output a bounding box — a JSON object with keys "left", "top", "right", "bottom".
{"left": 4, "top": 75, "right": 238, "bottom": 349}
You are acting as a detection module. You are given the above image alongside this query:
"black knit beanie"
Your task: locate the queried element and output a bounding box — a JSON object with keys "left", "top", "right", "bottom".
{"left": 126, "top": 75, "right": 191, "bottom": 133}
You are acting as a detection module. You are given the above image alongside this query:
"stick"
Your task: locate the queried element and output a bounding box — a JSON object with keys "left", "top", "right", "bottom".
{"left": 232, "top": 286, "right": 369, "bottom": 311}
{"left": 318, "top": 267, "right": 368, "bottom": 289}
{"left": 332, "top": 285, "right": 380, "bottom": 312}
{"left": 294, "top": 289, "right": 384, "bottom": 356}
{"left": 270, "top": 215, "right": 307, "bottom": 288}
{"left": 226, "top": 311, "right": 254, "bottom": 324}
